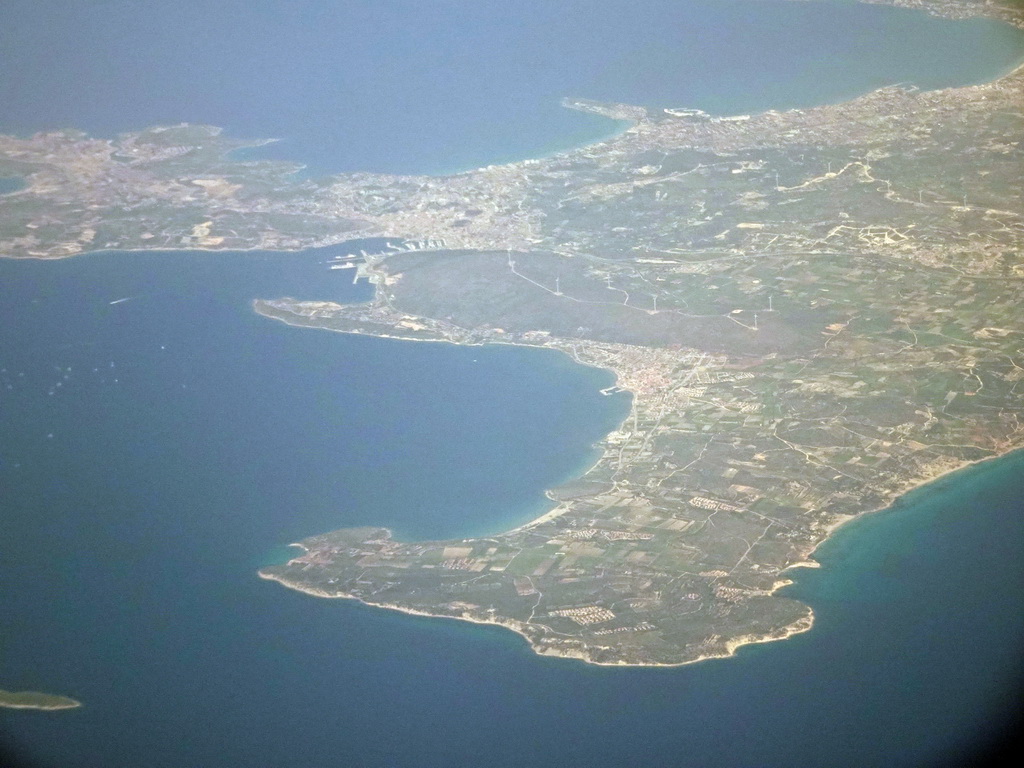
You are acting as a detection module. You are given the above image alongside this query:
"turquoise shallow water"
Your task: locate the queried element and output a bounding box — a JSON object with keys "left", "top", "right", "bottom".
{"left": 2, "top": 1, "right": 1024, "bottom": 765}
{"left": 0, "top": 248, "right": 1022, "bottom": 768}
{"left": 0, "top": 178, "right": 26, "bottom": 195}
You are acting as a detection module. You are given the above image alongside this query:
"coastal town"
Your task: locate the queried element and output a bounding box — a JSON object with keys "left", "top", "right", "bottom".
{"left": 3, "top": 0, "right": 1023, "bottom": 665}
{"left": 255, "top": 214, "right": 1024, "bottom": 664}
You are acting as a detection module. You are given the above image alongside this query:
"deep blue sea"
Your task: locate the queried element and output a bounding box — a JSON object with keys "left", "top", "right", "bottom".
{"left": 1, "top": 248, "right": 1022, "bottom": 768}
{"left": 2, "top": 1, "right": 1024, "bottom": 766}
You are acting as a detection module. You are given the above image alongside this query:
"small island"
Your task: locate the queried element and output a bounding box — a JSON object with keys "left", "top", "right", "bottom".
{"left": 0, "top": 690, "right": 81, "bottom": 711}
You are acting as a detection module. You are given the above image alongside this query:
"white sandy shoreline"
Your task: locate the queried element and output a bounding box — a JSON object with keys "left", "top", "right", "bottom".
{"left": 257, "top": 566, "right": 815, "bottom": 669}
{"left": 258, "top": 306, "right": 1024, "bottom": 667}
{"left": 260, "top": 440, "right": 1024, "bottom": 669}
{"left": 5, "top": 0, "right": 1021, "bottom": 668}
{"left": 0, "top": 691, "right": 82, "bottom": 711}
{"left": 801, "top": 443, "right": 1024, "bottom": 566}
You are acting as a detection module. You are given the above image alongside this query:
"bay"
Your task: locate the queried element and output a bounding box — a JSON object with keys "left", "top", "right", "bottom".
{"left": 1, "top": 247, "right": 1022, "bottom": 767}
{"left": 0, "top": 1, "right": 1021, "bottom": 175}
{"left": 1, "top": 0, "right": 1024, "bottom": 765}
{"left": 0, "top": 247, "right": 629, "bottom": 765}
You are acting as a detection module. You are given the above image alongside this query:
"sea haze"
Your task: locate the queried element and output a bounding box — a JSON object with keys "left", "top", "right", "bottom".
{"left": 0, "top": 0, "right": 1022, "bottom": 175}
{"left": 2, "top": 1, "right": 1024, "bottom": 766}
{"left": 1, "top": 249, "right": 1022, "bottom": 768}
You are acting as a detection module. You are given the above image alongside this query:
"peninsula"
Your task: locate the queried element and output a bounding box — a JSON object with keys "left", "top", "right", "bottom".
{"left": 2, "top": 0, "right": 1023, "bottom": 666}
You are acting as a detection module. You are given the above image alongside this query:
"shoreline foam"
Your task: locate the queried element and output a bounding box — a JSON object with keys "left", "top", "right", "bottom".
{"left": 0, "top": 690, "right": 81, "bottom": 712}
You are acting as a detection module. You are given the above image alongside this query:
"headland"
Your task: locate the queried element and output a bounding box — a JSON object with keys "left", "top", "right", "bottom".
{"left": 2, "top": 0, "right": 1023, "bottom": 666}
